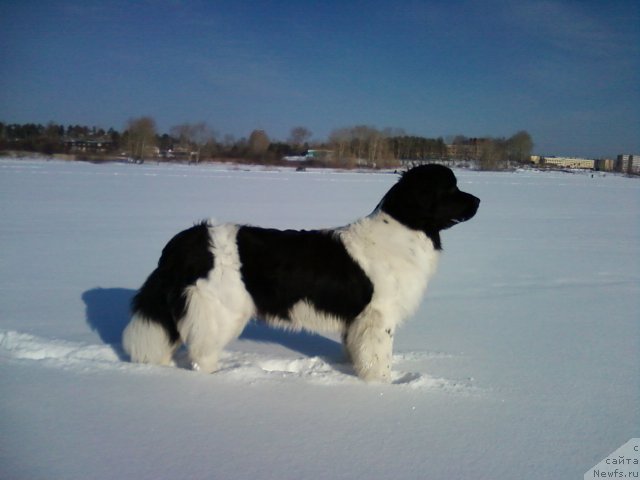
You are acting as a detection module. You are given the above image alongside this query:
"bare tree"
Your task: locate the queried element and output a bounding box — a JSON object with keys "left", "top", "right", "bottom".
{"left": 288, "top": 126, "right": 312, "bottom": 150}
{"left": 126, "top": 116, "right": 157, "bottom": 160}
{"left": 328, "top": 125, "right": 396, "bottom": 168}
{"left": 170, "top": 122, "right": 216, "bottom": 162}
{"left": 328, "top": 127, "right": 354, "bottom": 167}
{"left": 248, "top": 129, "right": 270, "bottom": 159}
{"left": 222, "top": 134, "right": 236, "bottom": 149}
{"left": 506, "top": 130, "right": 533, "bottom": 164}
{"left": 478, "top": 140, "right": 502, "bottom": 170}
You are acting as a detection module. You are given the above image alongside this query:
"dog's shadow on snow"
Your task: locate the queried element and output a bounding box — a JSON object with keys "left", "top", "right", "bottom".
{"left": 82, "top": 287, "right": 344, "bottom": 362}
{"left": 82, "top": 287, "right": 135, "bottom": 360}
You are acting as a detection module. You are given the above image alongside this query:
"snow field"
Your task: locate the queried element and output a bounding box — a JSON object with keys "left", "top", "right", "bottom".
{"left": 0, "top": 159, "right": 638, "bottom": 479}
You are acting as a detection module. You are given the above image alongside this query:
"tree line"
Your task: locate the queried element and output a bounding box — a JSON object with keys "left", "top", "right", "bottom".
{"left": 0, "top": 118, "right": 533, "bottom": 169}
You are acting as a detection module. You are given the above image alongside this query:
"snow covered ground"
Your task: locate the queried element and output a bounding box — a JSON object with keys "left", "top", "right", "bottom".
{"left": 1, "top": 158, "right": 638, "bottom": 480}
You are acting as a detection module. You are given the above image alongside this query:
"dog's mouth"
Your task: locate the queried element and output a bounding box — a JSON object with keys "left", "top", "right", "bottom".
{"left": 448, "top": 216, "right": 470, "bottom": 227}
{"left": 449, "top": 196, "right": 480, "bottom": 226}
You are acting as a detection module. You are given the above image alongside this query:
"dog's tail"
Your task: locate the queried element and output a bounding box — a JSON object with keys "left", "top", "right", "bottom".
{"left": 122, "top": 222, "right": 214, "bottom": 366}
{"left": 122, "top": 268, "right": 181, "bottom": 366}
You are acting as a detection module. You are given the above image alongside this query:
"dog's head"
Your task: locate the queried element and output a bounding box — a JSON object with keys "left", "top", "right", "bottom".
{"left": 379, "top": 164, "right": 480, "bottom": 249}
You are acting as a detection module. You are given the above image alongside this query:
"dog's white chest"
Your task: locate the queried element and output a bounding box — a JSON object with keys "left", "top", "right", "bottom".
{"left": 339, "top": 212, "right": 439, "bottom": 324}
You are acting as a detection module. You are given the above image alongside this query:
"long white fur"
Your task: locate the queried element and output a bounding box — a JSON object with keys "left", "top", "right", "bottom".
{"left": 124, "top": 212, "right": 439, "bottom": 381}
{"left": 178, "top": 224, "right": 254, "bottom": 373}
{"left": 338, "top": 210, "right": 439, "bottom": 380}
{"left": 122, "top": 314, "right": 177, "bottom": 366}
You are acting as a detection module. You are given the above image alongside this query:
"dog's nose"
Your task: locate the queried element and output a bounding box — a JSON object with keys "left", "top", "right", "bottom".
{"left": 464, "top": 194, "right": 480, "bottom": 219}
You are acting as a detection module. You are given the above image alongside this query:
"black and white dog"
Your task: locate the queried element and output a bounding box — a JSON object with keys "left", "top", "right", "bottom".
{"left": 123, "top": 165, "right": 479, "bottom": 382}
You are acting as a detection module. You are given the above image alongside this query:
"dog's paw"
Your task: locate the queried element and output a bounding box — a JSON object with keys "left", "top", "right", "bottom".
{"left": 189, "top": 353, "right": 219, "bottom": 373}
{"left": 353, "top": 355, "right": 392, "bottom": 383}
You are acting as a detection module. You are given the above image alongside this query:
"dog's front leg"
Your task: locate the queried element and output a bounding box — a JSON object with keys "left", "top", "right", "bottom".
{"left": 345, "top": 310, "right": 394, "bottom": 382}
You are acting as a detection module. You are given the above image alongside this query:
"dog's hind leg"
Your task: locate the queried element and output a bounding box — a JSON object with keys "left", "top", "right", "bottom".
{"left": 344, "top": 309, "right": 395, "bottom": 382}
{"left": 179, "top": 283, "right": 251, "bottom": 373}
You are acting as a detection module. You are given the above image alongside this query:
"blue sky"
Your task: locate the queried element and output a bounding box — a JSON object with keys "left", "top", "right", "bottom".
{"left": 1, "top": 0, "right": 638, "bottom": 157}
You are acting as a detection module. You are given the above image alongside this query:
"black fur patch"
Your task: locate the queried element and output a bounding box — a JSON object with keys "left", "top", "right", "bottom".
{"left": 131, "top": 222, "right": 214, "bottom": 343}
{"left": 236, "top": 226, "right": 374, "bottom": 323}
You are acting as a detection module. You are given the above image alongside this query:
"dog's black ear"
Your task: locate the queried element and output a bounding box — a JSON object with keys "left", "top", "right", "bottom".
{"left": 380, "top": 180, "right": 432, "bottom": 220}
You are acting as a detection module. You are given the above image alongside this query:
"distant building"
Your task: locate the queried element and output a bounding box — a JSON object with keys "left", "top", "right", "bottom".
{"left": 616, "top": 154, "right": 640, "bottom": 174}
{"left": 541, "top": 156, "right": 596, "bottom": 170}
{"left": 594, "top": 158, "right": 615, "bottom": 171}
{"left": 63, "top": 138, "right": 113, "bottom": 153}
{"left": 163, "top": 147, "right": 196, "bottom": 161}
{"left": 304, "top": 149, "right": 333, "bottom": 161}
{"left": 532, "top": 156, "right": 622, "bottom": 172}
{"left": 283, "top": 149, "right": 334, "bottom": 163}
